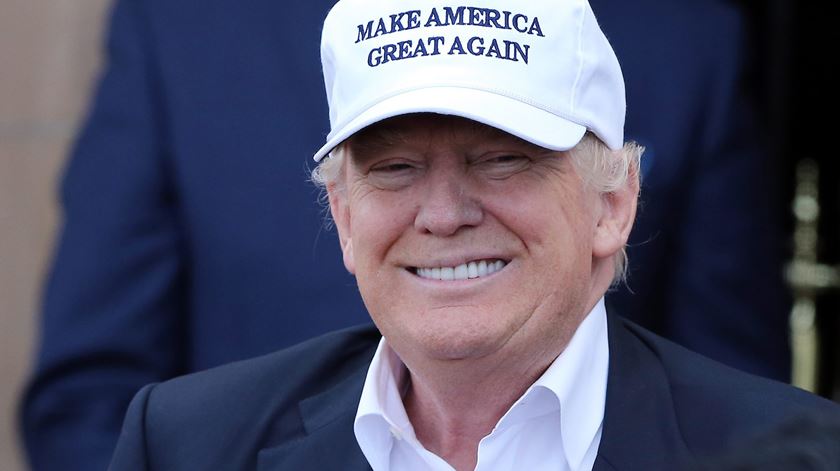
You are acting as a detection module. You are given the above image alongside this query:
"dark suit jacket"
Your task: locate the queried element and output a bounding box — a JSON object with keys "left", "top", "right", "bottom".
{"left": 21, "top": 0, "right": 790, "bottom": 469}
{"left": 108, "top": 316, "right": 835, "bottom": 470}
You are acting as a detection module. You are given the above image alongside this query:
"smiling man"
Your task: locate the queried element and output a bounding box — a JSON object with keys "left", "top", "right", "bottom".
{"left": 108, "top": 0, "right": 839, "bottom": 470}
{"left": 321, "top": 114, "right": 635, "bottom": 471}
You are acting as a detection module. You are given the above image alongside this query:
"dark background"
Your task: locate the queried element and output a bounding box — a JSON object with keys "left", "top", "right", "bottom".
{"left": 749, "top": 0, "right": 839, "bottom": 399}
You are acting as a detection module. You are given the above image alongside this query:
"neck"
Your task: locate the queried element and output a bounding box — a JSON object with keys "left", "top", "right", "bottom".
{"left": 401, "top": 344, "right": 559, "bottom": 470}
{"left": 396, "top": 290, "right": 593, "bottom": 470}
{"left": 398, "top": 265, "right": 614, "bottom": 470}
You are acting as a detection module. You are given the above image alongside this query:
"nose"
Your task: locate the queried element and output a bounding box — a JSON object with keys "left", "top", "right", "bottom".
{"left": 414, "top": 172, "right": 483, "bottom": 237}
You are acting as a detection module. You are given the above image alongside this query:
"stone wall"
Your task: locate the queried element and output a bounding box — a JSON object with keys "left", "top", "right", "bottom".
{"left": 0, "top": 0, "right": 110, "bottom": 468}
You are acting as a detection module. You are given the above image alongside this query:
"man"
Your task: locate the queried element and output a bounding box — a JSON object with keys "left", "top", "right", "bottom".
{"left": 108, "top": 0, "right": 836, "bottom": 469}
{"left": 23, "top": 0, "right": 789, "bottom": 468}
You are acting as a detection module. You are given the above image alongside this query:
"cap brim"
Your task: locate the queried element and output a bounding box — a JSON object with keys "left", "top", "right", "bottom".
{"left": 313, "top": 86, "right": 586, "bottom": 162}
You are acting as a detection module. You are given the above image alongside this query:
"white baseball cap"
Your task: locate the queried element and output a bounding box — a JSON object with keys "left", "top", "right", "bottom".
{"left": 313, "top": 0, "right": 625, "bottom": 162}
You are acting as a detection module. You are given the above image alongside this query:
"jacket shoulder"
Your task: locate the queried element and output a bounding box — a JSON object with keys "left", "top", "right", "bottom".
{"left": 138, "top": 325, "right": 380, "bottom": 467}
{"left": 154, "top": 323, "right": 379, "bottom": 395}
{"left": 617, "top": 317, "right": 840, "bottom": 452}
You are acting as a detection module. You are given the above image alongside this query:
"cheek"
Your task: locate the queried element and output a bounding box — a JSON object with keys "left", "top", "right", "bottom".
{"left": 483, "top": 184, "right": 597, "bottom": 292}
{"left": 483, "top": 185, "right": 585, "bottom": 249}
{"left": 349, "top": 192, "right": 417, "bottom": 271}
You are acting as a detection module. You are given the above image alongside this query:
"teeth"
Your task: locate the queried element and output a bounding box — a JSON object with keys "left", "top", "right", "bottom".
{"left": 415, "top": 259, "right": 507, "bottom": 281}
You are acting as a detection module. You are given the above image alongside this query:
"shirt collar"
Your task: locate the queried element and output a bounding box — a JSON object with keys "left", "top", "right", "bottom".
{"left": 532, "top": 297, "right": 609, "bottom": 469}
{"left": 354, "top": 337, "right": 414, "bottom": 470}
{"left": 354, "top": 298, "right": 609, "bottom": 470}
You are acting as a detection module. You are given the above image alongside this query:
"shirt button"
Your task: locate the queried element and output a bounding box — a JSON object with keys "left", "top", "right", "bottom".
{"left": 389, "top": 426, "right": 403, "bottom": 441}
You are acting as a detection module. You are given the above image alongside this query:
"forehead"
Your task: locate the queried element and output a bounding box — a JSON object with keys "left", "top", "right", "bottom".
{"left": 346, "top": 113, "right": 544, "bottom": 156}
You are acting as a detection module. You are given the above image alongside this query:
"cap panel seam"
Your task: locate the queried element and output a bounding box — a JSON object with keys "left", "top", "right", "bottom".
{"left": 570, "top": 0, "right": 587, "bottom": 113}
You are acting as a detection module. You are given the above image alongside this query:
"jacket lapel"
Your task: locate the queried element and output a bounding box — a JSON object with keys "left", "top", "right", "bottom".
{"left": 593, "top": 315, "right": 695, "bottom": 470}
{"left": 257, "top": 353, "right": 372, "bottom": 471}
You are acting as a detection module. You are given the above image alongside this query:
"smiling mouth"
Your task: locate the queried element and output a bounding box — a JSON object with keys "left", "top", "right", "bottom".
{"left": 410, "top": 259, "right": 508, "bottom": 281}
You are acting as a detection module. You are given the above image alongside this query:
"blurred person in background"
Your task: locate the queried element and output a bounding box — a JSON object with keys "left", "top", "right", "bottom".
{"left": 19, "top": 0, "right": 791, "bottom": 469}
{"left": 593, "top": 0, "right": 790, "bottom": 382}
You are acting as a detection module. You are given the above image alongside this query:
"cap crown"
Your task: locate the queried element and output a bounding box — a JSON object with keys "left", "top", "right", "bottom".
{"left": 316, "top": 0, "right": 625, "bottom": 160}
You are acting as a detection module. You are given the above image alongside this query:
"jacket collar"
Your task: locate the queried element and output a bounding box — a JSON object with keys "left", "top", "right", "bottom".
{"left": 593, "top": 314, "right": 694, "bottom": 470}
{"left": 257, "top": 332, "right": 375, "bottom": 471}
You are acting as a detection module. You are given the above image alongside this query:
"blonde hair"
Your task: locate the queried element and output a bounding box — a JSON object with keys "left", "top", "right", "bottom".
{"left": 569, "top": 133, "right": 643, "bottom": 285}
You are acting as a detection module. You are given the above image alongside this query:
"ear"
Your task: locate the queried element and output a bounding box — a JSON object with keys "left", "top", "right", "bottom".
{"left": 328, "top": 183, "right": 356, "bottom": 274}
{"left": 592, "top": 176, "right": 639, "bottom": 261}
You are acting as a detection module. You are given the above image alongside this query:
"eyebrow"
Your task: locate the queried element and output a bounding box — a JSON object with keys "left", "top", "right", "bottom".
{"left": 465, "top": 121, "right": 527, "bottom": 142}
{"left": 347, "top": 124, "right": 409, "bottom": 157}
{"left": 347, "top": 115, "right": 544, "bottom": 158}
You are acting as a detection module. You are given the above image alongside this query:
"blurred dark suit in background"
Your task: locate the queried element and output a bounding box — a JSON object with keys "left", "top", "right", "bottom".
{"left": 19, "top": 0, "right": 791, "bottom": 469}
{"left": 593, "top": 0, "right": 790, "bottom": 381}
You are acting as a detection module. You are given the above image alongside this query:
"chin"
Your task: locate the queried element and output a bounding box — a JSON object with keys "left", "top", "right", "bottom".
{"left": 406, "top": 317, "right": 519, "bottom": 362}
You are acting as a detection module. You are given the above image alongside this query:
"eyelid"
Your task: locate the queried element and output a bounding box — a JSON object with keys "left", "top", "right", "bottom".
{"left": 473, "top": 151, "right": 531, "bottom": 164}
{"left": 369, "top": 157, "right": 421, "bottom": 172}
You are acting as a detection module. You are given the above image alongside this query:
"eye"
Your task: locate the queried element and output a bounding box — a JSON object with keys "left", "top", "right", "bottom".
{"left": 473, "top": 152, "right": 531, "bottom": 179}
{"left": 370, "top": 161, "right": 416, "bottom": 173}
{"left": 488, "top": 154, "right": 527, "bottom": 164}
{"left": 366, "top": 159, "right": 423, "bottom": 190}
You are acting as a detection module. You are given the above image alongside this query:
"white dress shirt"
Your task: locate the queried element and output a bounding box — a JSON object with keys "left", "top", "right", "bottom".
{"left": 354, "top": 298, "right": 610, "bottom": 471}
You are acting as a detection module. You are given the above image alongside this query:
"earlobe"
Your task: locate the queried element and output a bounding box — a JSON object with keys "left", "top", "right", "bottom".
{"left": 592, "top": 183, "right": 638, "bottom": 259}
{"left": 328, "top": 184, "right": 356, "bottom": 274}
{"left": 342, "top": 238, "right": 355, "bottom": 274}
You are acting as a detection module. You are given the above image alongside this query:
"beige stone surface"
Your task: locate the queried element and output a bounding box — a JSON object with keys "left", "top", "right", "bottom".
{"left": 0, "top": 138, "right": 68, "bottom": 470}
{"left": 0, "top": 0, "right": 106, "bottom": 127}
{"left": 0, "top": 0, "right": 111, "bottom": 468}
